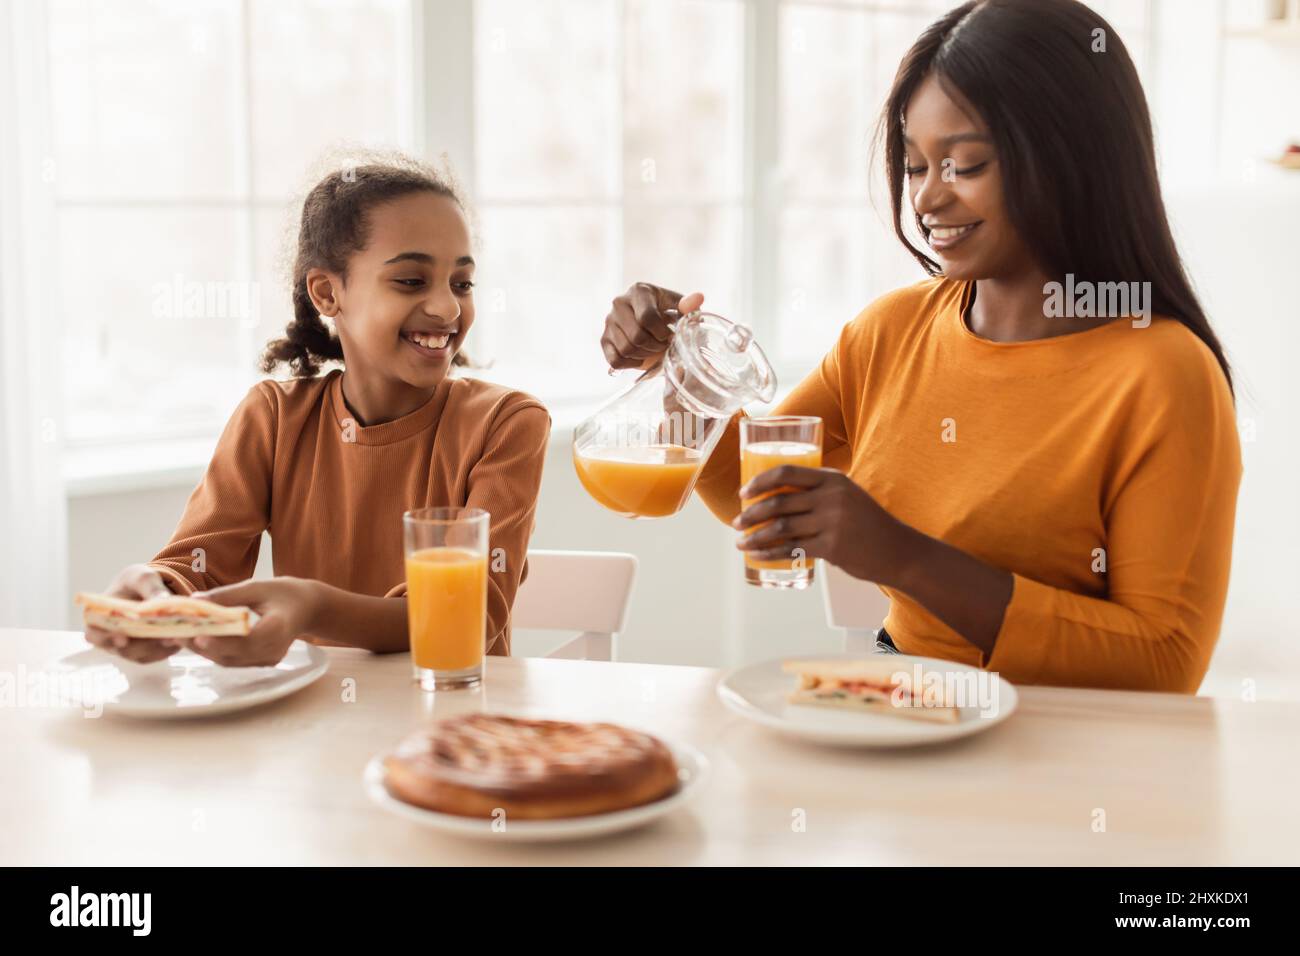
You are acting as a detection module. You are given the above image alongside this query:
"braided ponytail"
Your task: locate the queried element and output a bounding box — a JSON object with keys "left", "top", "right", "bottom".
{"left": 259, "top": 277, "right": 346, "bottom": 377}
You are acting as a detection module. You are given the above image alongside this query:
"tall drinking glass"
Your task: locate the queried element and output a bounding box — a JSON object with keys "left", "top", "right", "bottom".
{"left": 403, "top": 507, "right": 489, "bottom": 690}
{"left": 739, "top": 416, "right": 823, "bottom": 589}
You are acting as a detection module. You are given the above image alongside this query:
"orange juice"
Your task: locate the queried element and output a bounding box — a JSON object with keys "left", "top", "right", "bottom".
{"left": 741, "top": 440, "right": 822, "bottom": 570}
{"left": 574, "top": 444, "right": 703, "bottom": 517}
{"left": 405, "top": 546, "right": 487, "bottom": 671}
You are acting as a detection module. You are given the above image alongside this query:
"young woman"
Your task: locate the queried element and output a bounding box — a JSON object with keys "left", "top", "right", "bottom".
{"left": 600, "top": 0, "right": 1241, "bottom": 692}
{"left": 86, "top": 157, "right": 550, "bottom": 666}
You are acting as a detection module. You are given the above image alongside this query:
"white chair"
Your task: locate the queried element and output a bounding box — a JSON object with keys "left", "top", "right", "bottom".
{"left": 820, "top": 562, "right": 891, "bottom": 654}
{"left": 510, "top": 550, "right": 638, "bottom": 662}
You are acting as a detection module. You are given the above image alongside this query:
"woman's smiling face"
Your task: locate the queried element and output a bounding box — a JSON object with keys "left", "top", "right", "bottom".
{"left": 322, "top": 190, "right": 475, "bottom": 389}
{"left": 903, "top": 73, "right": 1033, "bottom": 281}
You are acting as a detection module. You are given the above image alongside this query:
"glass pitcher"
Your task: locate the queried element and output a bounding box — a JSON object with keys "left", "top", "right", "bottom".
{"left": 573, "top": 310, "right": 777, "bottom": 518}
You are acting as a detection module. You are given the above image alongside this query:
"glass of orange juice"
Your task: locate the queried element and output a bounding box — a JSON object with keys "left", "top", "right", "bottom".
{"left": 739, "top": 416, "right": 823, "bottom": 590}
{"left": 403, "top": 507, "right": 489, "bottom": 691}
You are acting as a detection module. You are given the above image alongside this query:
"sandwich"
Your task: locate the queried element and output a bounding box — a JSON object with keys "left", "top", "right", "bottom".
{"left": 75, "top": 591, "right": 253, "bottom": 638}
{"left": 783, "top": 658, "right": 961, "bottom": 723}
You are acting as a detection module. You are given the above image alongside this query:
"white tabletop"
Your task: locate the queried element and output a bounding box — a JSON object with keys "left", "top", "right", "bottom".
{"left": 2, "top": 628, "right": 1296, "bottom": 865}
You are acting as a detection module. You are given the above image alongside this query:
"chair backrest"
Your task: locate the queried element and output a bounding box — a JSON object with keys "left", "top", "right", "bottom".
{"left": 511, "top": 550, "right": 638, "bottom": 661}
{"left": 820, "top": 562, "right": 891, "bottom": 653}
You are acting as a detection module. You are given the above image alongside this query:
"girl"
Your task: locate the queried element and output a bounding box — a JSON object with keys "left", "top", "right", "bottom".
{"left": 86, "top": 155, "right": 550, "bottom": 666}
{"left": 600, "top": 0, "right": 1241, "bottom": 692}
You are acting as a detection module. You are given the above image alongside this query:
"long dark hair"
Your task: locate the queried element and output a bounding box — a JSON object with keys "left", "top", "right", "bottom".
{"left": 262, "top": 155, "right": 470, "bottom": 377}
{"left": 877, "top": 0, "right": 1233, "bottom": 394}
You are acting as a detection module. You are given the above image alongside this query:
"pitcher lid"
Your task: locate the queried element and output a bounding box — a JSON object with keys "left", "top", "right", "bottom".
{"left": 669, "top": 311, "right": 777, "bottom": 412}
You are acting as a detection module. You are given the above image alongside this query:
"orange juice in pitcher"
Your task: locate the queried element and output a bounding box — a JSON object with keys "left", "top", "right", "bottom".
{"left": 572, "top": 444, "right": 703, "bottom": 518}
{"left": 574, "top": 310, "right": 776, "bottom": 519}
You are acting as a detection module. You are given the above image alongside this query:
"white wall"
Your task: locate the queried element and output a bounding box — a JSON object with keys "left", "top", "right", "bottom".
{"left": 1165, "top": 176, "right": 1300, "bottom": 701}
{"left": 66, "top": 484, "right": 274, "bottom": 624}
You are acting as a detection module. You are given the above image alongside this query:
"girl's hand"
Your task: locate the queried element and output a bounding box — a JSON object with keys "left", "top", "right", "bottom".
{"left": 601, "top": 283, "right": 704, "bottom": 371}
{"left": 732, "top": 466, "right": 915, "bottom": 585}
{"left": 187, "top": 577, "right": 323, "bottom": 667}
{"left": 84, "top": 563, "right": 183, "bottom": 664}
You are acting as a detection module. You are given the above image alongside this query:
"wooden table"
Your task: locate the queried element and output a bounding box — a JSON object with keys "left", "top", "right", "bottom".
{"left": 2, "top": 629, "right": 1296, "bottom": 865}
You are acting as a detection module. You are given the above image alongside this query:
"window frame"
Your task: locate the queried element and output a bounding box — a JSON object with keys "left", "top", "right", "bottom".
{"left": 53, "top": 0, "right": 420, "bottom": 453}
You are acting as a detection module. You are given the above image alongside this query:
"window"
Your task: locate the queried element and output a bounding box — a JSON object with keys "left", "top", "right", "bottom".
{"left": 47, "top": 0, "right": 1156, "bottom": 455}
{"left": 774, "top": 1, "right": 950, "bottom": 362}
{"left": 49, "top": 0, "right": 415, "bottom": 447}
{"left": 469, "top": 0, "right": 953, "bottom": 394}
{"left": 470, "top": 0, "right": 745, "bottom": 403}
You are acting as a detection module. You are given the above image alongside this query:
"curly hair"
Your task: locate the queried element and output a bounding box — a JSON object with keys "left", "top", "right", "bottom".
{"left": 262, "top": 153, "right": 471, "bottom": 377}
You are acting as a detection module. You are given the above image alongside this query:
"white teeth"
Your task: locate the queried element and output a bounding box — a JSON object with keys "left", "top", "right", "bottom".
{"left": 930, "top": 223, "right": 977, "bottom": 240}
{"left": 406, "top": 332, "right": 452, "bottom": 349}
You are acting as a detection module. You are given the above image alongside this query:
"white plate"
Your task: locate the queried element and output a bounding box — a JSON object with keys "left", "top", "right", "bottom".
{"left": 363, "top": 739, "right": 709, "bottom": 842}
{"left": 49, "top": 641, "right": 329, "bottom": 719}
{"left": 717, "top": 654, "right": 1018, "bottom": 748}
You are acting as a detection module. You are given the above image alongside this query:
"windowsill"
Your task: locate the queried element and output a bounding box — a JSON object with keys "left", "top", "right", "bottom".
{"left": 63, "top": 436, "right": 221, "bottom": 498}
{"left": 62, "top": 382, "right": 803, "bottom": 498}
{"left": 62, "top": 402, "right": 594, "bottom": 498}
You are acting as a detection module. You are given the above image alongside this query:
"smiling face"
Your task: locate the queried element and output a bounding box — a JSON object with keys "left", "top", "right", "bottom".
{"left": 310, "top": 190, "right": 475, "bottom": 391}
{"left": 902, "top": 73, "right": 1035, "bottom": 282}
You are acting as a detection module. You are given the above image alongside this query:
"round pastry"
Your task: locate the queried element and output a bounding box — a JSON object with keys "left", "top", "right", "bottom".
{"left": 382, "top": 714, "right": 681, "bottom": 819}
